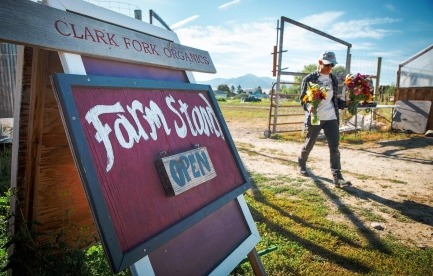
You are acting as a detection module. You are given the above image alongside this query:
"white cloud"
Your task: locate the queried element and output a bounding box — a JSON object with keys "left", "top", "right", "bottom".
{"left": 384, "top": 3, "right": 398, "bottom": 13}
{"left": 170, "top": 15, "right": 200, "bottom": 29}
{"left": 218, "top": 0, "right": 241, "bottom": 10}
{"left": 177, "top": 20, "right": 276, "bottom": 80}
{"left": 299, "top": 11, "right": 345, "bottom": 29}
{"left": 177, "top": 11, "right": 402, "bottom": 84}
{"left": 331, "top": 17, "right": 401, "bottom": 39}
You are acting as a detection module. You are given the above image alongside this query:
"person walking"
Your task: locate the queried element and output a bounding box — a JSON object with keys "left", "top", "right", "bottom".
{"left": 297, "top": 51, "right": 351, "bottom": 188}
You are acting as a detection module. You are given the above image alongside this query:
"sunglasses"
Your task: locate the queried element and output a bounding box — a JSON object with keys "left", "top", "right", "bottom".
{"left": 323, "top": 63, "right": 334, "bottom": 68}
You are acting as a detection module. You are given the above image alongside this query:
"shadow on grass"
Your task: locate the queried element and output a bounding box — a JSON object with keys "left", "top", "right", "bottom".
{"left": 237, "top": 147, "right": 296, "bottom": 166}
{"left": 312, "top": 174, "right": 392, "bottom": 255}
{"left": 355, "top": 137, "right": 433, "bottom": 165}
{"left": 344, "top": 186, "right": 433, "bottom": 227}
{"left": 248, "top": 178, "right": 373, "bottom": 274}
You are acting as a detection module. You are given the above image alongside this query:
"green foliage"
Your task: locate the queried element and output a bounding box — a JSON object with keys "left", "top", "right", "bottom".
{"left": 380, "top": 84, "right": 396, "bottom": 102}
{"left": 237, "top": 85, "right": 243, "bottom": 94}
{"left": 85, "top": 245, "right": 130, "bottom": 276}
{"left": 1, "top": 215, "right": 131, "bottom": 275}
{"left": 0, "top": 145, "right": 130, "bottom": 275}
{"left": 217, "top": 84, "right": 230, "bottom": 93}
{"left": 0, "top": 145, "right": 11, "bottom": 195}
{"left": 230, "top": 85, "right": 235, "bottom": 94}
{"left": 331, "top": 65, "right": 347, "bottom": 82}
{"left": 279, "top": 64, "right": 347, "bottom": 98}
{"left": 0, "top": 145, "right": 12, "bottom": 272}
{"left": 0, "top": 194, "right": 10, "bottom": 273}
{"left": 293, "top": 64, "right": 317, "bottom": 84}
{"left": 280, "top": 84, "right": 300, "bottom": 97}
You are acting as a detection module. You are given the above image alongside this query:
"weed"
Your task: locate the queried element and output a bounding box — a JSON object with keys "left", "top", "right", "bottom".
{"left": 359, "top": 208, "right": 386, "bottom": 222}
{"left": 388, "top": 179, "right": 407, "bottom": 184}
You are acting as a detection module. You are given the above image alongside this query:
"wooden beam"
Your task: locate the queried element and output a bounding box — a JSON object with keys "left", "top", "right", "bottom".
{"left": 247, "top": 247, "right": 267, "bottom": 276}
{"left": 23, "top": 48, "right": 48, "bottom": 223}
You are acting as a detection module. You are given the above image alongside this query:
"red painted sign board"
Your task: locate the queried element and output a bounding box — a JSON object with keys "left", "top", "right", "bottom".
{"left": 51, "top": 74, "right": 252, "bottom": 272}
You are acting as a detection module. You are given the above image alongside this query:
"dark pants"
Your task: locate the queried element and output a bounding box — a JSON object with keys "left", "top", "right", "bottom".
{"left": 299, "top": 119, "right": 341, "bottom": 173}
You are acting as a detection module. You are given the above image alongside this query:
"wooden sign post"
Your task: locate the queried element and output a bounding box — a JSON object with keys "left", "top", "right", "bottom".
{"left": 1, "top": 0, "right": 265, "bottom": 274}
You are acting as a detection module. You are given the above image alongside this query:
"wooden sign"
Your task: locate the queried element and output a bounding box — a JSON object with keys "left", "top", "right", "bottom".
{"left": 3, "top": 1, "right": 261, "bottom": 274}
{"left": 156, "top": 147, "right": 217, "bottom": 196}
{"left": 0, "top": 0, "right": 216, "bottom": 73}
{"left": 51, "top": 73, "right": 251, "bottom": 272}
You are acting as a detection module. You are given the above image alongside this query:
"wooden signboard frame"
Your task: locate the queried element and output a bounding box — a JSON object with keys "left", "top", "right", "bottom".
{"left": 50, "top": 73, "right": 258, "bottom": 272}
{"left": 1, "top": 0, "right": 265, "bottom": 274}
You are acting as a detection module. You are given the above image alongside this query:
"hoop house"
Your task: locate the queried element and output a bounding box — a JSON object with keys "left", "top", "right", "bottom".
{"left": 397, "top": 45, "right": 433, "bottom": 88}
{"left": 395, "top": 44, "right": 433, "bottom": 131}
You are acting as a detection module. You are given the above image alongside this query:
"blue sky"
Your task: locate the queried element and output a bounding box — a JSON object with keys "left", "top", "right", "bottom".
{"left": 89, "top": 0, "right": 433, "bottom": 85}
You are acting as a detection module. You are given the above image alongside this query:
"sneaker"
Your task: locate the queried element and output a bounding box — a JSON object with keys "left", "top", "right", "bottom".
{"left": 333, "top": 174, "right": 352, "bottom": 188}
{"left": 298, "top": 158, "right": 308, "bottom": 176}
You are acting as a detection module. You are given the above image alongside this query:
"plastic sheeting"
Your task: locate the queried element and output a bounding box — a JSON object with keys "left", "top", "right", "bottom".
{"left": 0, "top": 43, "right": 16, "bottom": 118}
{"left": 399, "top": 45, "right": 433, "bottom": 88}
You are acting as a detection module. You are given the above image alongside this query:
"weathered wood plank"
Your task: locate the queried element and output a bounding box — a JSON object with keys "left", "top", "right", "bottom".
{"left": 0, "top": 0, "right": 216, "bottom": 74}
{"left": 13, "top": 48, "right": 96, "bottom": 247}
{"left": 24, "top": 48, "right": 48, "bottom": 223}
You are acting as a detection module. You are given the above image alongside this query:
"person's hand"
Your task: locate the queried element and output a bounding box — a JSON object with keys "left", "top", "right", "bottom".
{"left": 309, "top": 106, "right": 315, "bottom": 113}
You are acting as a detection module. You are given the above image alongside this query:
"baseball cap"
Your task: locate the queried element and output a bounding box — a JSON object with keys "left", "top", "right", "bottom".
{"left": 319, "top": 51, "right": 338, "bottom": 65}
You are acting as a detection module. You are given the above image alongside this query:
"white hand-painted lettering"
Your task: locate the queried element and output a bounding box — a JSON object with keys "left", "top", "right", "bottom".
{"left": 114, "top": 114, "right": 136, "bottom": 148}
{"left": 178, "top": 100, "right": 197, "bottom": 137}
{"left": 143, "top": 101, "right": 171, "bottom": 140}
{"left": 166, "top": 95, "right": 187, "bottom": 138}
{"left": 85, "top": 103, "right": 124, "bottom": 172}
{"left": 127, "top": 100, "right": 150, "bottom": 141}
{"left": 199, "top": 93, "right": 222, "bottom": 137}
{"left": 85, "top": 93, "right": 224, "bottom": 172}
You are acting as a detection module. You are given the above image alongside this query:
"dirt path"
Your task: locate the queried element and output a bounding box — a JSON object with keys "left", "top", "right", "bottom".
{"left": 226, "top": 121, "right": 433, "bottom": 248}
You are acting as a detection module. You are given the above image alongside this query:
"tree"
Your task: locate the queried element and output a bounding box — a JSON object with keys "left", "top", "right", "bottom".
{"left": 279, "top": 64, "right": 317, "bottom": 96}
{"left": 290, "top": 64, "right": 347, "bottom": 95}
{"left": 293, "top": 64, "right": 317, "bottom": 84}
{"left": 331, "top": 65, "right": 347, "bottom": 83}
{"left": 236, "top": 85, "right": 243, "bottom": 94}
{"left": 230, "top": 85, "right": 235, "bottom": 94}
{"left": 217, "top": 84, "right": 230, "bottom": 93}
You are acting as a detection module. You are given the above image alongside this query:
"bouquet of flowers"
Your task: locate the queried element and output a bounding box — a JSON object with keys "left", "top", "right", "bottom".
{"left": 302, "top": 82, "right": 328, "bottom": 125}
{"left": 344, "top": 73, "right": 374, "bottom": 115}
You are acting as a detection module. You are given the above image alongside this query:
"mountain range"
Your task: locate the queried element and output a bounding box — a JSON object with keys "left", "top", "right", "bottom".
{"left": 196, "top": 74, "right": 275, "bottom": 90}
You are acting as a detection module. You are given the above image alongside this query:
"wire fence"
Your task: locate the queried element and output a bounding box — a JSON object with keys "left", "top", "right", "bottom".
{"left": 84, "top": 0, "right": 141, "bottom": 18}
{"left": 278, "top": 20, "right": 394, "bottom": 87}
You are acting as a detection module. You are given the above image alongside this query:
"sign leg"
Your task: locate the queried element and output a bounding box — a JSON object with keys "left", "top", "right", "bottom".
{"left": 247, "top": 248, "right": 267, "bottom": 276}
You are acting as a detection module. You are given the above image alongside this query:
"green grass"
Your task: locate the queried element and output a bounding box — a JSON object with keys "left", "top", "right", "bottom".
{"left": 231, "top": 173, "right": 433, "bottom": 275}
{"left": 218, "top": 98, "right": 414, "bottom": 145}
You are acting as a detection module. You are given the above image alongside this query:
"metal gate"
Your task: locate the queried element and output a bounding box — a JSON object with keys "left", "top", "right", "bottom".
{"left": 265, "top": 16, "right": 352, "bottom": 138}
